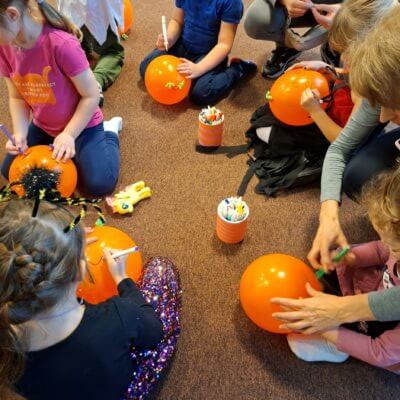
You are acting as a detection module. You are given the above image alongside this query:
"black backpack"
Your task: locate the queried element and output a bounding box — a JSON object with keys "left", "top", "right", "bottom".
{"left": 196, "top": 103, "right": 329, "bottom": 197}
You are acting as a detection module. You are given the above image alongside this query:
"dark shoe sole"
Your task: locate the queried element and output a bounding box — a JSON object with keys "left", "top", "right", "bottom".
{"left": 261, "top": 52, "right": 301, "bottom": 79}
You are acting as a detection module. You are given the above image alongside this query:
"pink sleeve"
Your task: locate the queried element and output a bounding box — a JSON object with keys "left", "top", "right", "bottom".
{"left": 350, "top": 241, "right": 390, "bottom": 269}
{"left": 336, "top": 325, "right": 400, "bottom": 371}
{"left": 55, "top": 36, "right": 90, "bottom": 78}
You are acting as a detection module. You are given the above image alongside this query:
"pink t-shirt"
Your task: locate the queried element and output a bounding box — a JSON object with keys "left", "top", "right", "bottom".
{"left": 0, "top": 24, "right": 103, "bottom": 137}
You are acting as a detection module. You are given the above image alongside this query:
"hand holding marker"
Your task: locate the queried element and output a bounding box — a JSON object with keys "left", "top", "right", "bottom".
{"left": 0, "top": 124, "right": 23, "bottom": 154}
{"left": 315, "top": 246, "right": 350, "bottom": 279}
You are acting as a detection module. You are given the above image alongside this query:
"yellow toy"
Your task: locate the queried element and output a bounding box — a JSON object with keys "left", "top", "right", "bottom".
{"left": 106, "top": 181, "right": 152, "bottom": 214}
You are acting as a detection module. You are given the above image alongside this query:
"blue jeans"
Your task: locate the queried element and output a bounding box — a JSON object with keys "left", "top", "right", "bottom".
{"left": 343, "top": 127, "right": 400, "bottom": 200}
{"left": 2, "top": 123, "right": 120, "bottom": 197}
{"left": 139, "top": 40, "right": 241, "bottom": 106}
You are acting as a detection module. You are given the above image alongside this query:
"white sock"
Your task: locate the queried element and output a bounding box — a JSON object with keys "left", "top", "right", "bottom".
{"left": 287, "top": 333, "right": 349, "bottom": 363}
{"left": 104, "top": 117, "right": 123, "bottom": 135}
{"left": 256, "top": 126, "right": 272, "bottom": 143}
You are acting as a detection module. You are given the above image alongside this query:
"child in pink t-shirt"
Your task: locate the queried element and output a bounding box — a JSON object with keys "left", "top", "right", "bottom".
{"left": 0, "top": 0, "right": 121, "bottom": 196}
{"left": 286, "top": 166, "right": 400, "bottom": 374}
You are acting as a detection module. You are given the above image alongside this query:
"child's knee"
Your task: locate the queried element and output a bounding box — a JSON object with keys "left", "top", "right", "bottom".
{"left": 139, "top": 58, "right": 148, "bottom": 80}
{"left": 189, "top": 84, "right": 213, "bottom": 107}
{"left": 85, "top": 174, "right": 118, "bottom": 197}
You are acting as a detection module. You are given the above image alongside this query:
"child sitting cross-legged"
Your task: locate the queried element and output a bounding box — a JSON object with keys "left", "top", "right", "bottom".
{"left": 140, "top": 0, "right": 257, "bottom": 106}
{"left": 286, "top": 165, "right": 400, "bottom": 373}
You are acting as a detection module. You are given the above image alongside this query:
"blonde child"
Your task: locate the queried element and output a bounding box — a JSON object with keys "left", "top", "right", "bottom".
{"left": 139, "top": 0, "right": 257, "bottom": 106}
{"left": 286, "top": 166, "right": 400, "bottom": 373}
{"left": 0, "top": 0, "right": 120, "bottom": 196}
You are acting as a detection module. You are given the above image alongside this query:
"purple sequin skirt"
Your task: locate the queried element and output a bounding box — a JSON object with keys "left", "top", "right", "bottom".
{"left": 124, "top": 257, "right": 182, "bottom": 400}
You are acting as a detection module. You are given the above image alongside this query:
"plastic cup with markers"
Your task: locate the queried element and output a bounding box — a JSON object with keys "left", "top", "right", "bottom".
{"left": 198, "top": 106, "right": 224, "bottom": 147}
{"left": 216, "top": 197, "right": 249, "bottom": 244}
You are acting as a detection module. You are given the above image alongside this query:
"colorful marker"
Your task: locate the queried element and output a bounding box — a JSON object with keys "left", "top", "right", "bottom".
{"left": 111, "top": 246, "right": 140, "bottom": 259}
{"left": 0, "top": 124, "right": 22, "bottom": 154}
{"left": 316, "top": 246, "right": 350, "bottom": 279}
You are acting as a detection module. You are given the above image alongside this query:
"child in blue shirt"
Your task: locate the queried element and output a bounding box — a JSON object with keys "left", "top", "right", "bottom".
{"left": 140, "top": 0, "right": 257, "bottom": 106}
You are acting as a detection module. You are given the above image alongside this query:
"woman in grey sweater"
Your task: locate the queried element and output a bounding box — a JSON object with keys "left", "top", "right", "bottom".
{"left": 272, "top": 5, "right": 400, "bottom": 332}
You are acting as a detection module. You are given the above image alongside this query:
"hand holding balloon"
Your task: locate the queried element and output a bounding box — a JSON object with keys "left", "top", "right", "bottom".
{"left": 177, "top": 58, "right": 203, "bottom": 79}
{"left": 52, "top": 132, "right": 76, "bottom": 163}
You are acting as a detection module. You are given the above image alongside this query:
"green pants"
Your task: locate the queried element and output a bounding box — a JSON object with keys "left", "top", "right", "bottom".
{"left": 81, "top": 26, "right": 125, "bottom": 91}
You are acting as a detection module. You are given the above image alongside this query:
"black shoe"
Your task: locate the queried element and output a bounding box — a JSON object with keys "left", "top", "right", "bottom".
{"left": 262, "top": 47, "right": 300, "bottom": 79}
{"left": 320, "top": 42, "right": 341, "bottom": 68}
{"left": 230, "top": 58, "right": 258, "bottom": 78}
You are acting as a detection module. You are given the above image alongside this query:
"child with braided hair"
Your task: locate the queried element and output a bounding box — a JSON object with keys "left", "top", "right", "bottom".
{"left": 0, "top": 198, "right": 181, "bottom": 400}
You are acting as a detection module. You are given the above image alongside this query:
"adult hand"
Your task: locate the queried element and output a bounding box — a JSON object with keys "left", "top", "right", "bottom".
{"left": 52, "top": 132, "right": 76, "bottom": 163}
{"left": 271, "top": 283, "right": 350, "bottom": 333}
{"left": 5, "top": 132, "right": 28, "bottom": 155}
{"left": 311, "top": 4, "right": 342, "bottom": 30}
{"left": 176, "top": 58, "right": 203, "bottom": 79}
{"left": 308, "top": 200, "right": 349, "bottom": 272}
{"left": 103, "top": 247, "right": 128, "bottom": 285}
{"left": 281, "top": 0, "right": 313, "bottom": 18}
{"left": 301, "top": 88, "right": 322, "bottom": 114}
{"left": 156, "top": 33, "right": 173, "bottom": 51}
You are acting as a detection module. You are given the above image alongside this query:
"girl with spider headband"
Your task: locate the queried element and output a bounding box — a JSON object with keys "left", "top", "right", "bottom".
{"left": 0, "top": 172, "right": 182, "bottom": 399}
{"left": 0, "top": 0, "right": 121, "bottom": 196}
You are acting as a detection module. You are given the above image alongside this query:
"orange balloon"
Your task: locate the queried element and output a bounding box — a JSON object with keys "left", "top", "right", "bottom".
{"left": 240, "top": 253, "right": 322, "bottom": 334}
{"left": 268, "top": 69, "right": 330, "bottom": 126}
{"left": 9, "top": 145, "right": 77, "bottom": 197}
{"left": 77, "top": 226, "right": 143, "bottom": 304}
{"left": 119, "top": 0, "right": 134, "bottom": 35}
{"left": 145, "top": 55, "right": 191, "bottom": 105}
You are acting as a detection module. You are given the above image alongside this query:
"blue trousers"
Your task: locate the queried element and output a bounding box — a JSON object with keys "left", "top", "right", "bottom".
{"left": 139, "top": 40, "right": 241, "bottom": 106}
{"left": 343, "top": 127, "right": 400, "bottom": 200}
{"left": 2, "top": 123, "right": 120, "bottom": 197}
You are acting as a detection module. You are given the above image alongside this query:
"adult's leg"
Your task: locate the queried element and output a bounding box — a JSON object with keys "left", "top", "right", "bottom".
{"left": 343, "top": 128, "right": 400, "bottom": 201}
{"left": 244, "top": 0, "right": 286, "bottom": 44}
{"left": 125, "top": 257, "right": 182, "bottom": 400}
{"left": 74, "top": 123, "right": 120, "bottom": 197}
{"left": 1, "top": 124, "right": 53, "bottom": 180}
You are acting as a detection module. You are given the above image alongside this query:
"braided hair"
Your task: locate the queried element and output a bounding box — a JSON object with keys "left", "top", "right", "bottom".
{"left": 0, "top": 199, "right": 85, "bottom": 399}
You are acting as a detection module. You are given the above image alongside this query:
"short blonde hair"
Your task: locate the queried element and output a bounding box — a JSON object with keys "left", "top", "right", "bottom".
{"left": 363, "top": 165, "right": 400, "bottom": 257}
{"left": 329, "top": 0, "right": 396, "bottom": 53}
{"left": 349, "top": 6, "right": 400, "bottom": 108}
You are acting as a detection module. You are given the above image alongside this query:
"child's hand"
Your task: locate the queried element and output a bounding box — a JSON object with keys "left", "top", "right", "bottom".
{"left": 156, "top": 33, "right": 172, "bottom": 51}
{"left": 5, "top": 133, "right": 28, "bottom": 155}
{"left": 330, "top": 249, "right": 356, "bottom": 270}
{"left": 281, "top": 0, "right": 313, "bottom": 18}
{"left": 300, "top": 88, "right": 322, "bottom": 114}
{"left": 177, "top": 58, "right": 202, "bottom": 79}
{"left": 103, "top": 247, "right": 128, "bottom": 285}
{"left": 52, "top": 132, "right": 76, "bottom": 163}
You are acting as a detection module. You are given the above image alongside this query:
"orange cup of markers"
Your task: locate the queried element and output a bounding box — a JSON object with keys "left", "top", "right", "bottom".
{"left": 198, "top": 113, "right": 224, "bottom": 147}
{"left": 216, "top": 200, "right": 249, "bottom": 244}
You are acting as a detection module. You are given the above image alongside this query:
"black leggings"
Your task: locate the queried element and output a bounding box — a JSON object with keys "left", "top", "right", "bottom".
{"left": 343, "top": 127, "right": 400, "bottom": 201}
{"left": 321, "top": 272, "right": 399, "bottom": 338}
